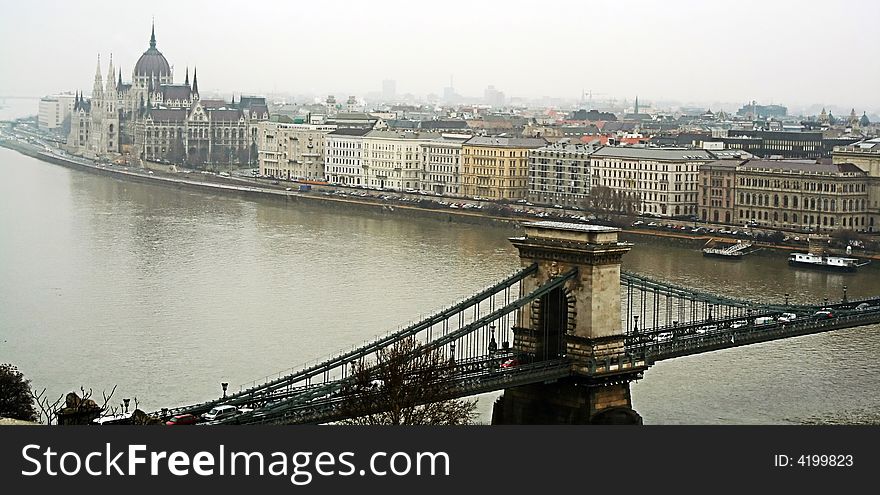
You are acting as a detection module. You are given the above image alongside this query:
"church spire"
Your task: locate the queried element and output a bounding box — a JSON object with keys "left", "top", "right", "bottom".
{"left": 185, "top": 67, "right": 189, "bottom": 87}
{"left": 118, "top": 69, "right": 122, "bottom": 89}
{"left": 192, "top": 67, "right": 199, "bottom": 99}
{"left": 93, "top": 54, "right": 103, "bottom": 98}
{"left": 105, "top": 54, "right": 115, "bottom": 94}
{"left": 150, "top": 19, "right": 156, "bottom": 49}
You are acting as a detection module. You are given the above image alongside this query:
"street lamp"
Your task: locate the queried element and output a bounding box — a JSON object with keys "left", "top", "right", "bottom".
{"left": 843, "top": 285, "right": 848, "bottom": 303}
{"left": 633, "top": 315, "right": 639, "bottom": 334}
{"left": 784, "top": 293, "right": 790, "bottom": 306}
{"left": 123, "top": 398, "right": 130, "bottom": 414}
{"left": 221, "top": 382, "right": 229, "bottom": 399}
{"left": 488, "top": 325, "right": 497, "bottom": 354}
{"left": 449, "top": 342, "right": 456, "bottom": 364}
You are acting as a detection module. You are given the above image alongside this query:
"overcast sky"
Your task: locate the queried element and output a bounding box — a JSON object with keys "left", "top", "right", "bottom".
{"left": 1, "top": 0, "right": 878, "bottom": 112}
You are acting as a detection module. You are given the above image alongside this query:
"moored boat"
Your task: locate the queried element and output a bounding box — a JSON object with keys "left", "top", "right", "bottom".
{"left": 787, "top": 252, "right": 869, "bottom": 272}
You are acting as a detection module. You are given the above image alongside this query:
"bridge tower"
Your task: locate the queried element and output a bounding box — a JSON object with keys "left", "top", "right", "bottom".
{"left": 492, "top": 221, "right": 645, "bottom": 424}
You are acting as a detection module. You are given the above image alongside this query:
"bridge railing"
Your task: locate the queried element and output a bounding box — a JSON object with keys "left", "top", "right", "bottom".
{"left": 636, "top": 308, "right": 880, "bottom": 362}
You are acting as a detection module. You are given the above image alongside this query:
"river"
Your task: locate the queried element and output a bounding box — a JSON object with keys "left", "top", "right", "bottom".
{"left": 1, "top": 103, "right": 879, "bottom": 424}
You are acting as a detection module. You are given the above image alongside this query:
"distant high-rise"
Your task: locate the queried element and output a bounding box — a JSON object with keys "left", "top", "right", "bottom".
{"left": 484, "top": 85, "right": 505, "bottom": 108}
{"left": 443, "top": 75, "right": 457, "bottom": 104}
{"left": 382, "top": 79, "right": 396, "bottom": 102}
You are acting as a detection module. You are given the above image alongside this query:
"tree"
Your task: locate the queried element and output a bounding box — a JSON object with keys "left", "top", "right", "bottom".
{"left": 0, "top": 363, "right": 38, "bottom": 422}
{"left": 339, "top": 338, "right": 477, "bottom": 425}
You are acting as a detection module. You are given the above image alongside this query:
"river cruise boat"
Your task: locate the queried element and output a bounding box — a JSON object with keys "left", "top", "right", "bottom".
{"left": 787, "top": 253, "right": 869, "bottom": 272}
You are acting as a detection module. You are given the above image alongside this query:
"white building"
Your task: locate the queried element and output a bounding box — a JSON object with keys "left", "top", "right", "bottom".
{"left": 590, "top": 147, "right": 716, "bottom": 217}
{"left": 324, "top": 128, "right": 370, "bottom": 186}
{"left": 38, "top": 93, "right": 76, "bottom": 130}
{"left": 528, "top": 141, "right": 599, "bottom": 207}
{"left": 257, "top": 122, "right": 337, "bottom": 180}
{"left": 362, "top": 130, "right": 439, "bottom": 191}
{"left": 421, "top": 134, "right": 469, "bottom": 195}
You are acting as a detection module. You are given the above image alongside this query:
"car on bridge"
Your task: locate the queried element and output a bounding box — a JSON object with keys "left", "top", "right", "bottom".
{"left": 730, "top": 320, "right": 748, "bottom": 329}
{"left": 695, "top": 324, "right": 718, "bottom": 334}
{"left": 165, "top": 413, "right": 198, "bottom": 426}
{"left": 202, "top": 405, "right": 239, "bottom": 422}
{"left": 777, "top": 312, "right": 797, "bottom": 322}
{"left": 813, "top": 309, "right": 835, "bottom": 319}
{"left": 500, "top": 358, "right": 520, "bottom": 369}
{"left": 754, "top": 316, "right": 775, "bottom": 325}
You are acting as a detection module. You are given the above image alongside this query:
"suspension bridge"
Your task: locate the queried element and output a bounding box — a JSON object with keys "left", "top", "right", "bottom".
{"left": 152, "top": 221, "right": 880, "bottom": 424}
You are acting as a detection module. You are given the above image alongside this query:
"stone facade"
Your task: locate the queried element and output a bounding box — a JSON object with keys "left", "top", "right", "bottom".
{"left": 461, "top": 136, "right": 547, "bottom": 200}
{"left": 590, "top": 147, "right": 714, "bottom": 218}
{"left": 420, "top": 134, "right": 469, "bottom": 195}
{"left": 492, "top": 221, "right": 643, "bottom": 425}
{"left": 833, "top": 139, "right": 880, "bottom": 231}
{"left": 736, "top": 160, "right": 870, "bottom": 232}
{"left": 258, "top": 122, "right": 337, "bottom": 180}
{"left": 698, "top": 160, "right": 740, "bottom": 224}
{"left": 324, "top": 128, "right": 370, "bottom": 186}
{"left": 362, "top": 130, "right": 439, "bottom": 191}
{"left": 66, "top": 24, "right": 268, "bottom": 168}
{"left": 528, "top": 141, "right": 598, "bottom": 207}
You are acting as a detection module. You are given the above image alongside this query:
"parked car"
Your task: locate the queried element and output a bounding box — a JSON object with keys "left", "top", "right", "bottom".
{"left": 202, "top": 405, "right": 239, "bottom": 422}
{"left": 165, "top": 413, "right": 198, "bottom": 426}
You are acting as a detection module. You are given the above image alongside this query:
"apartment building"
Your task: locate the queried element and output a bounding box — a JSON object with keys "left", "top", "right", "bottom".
{"left": 528, "top": 141, "right": 598, "bottom": 207}
{"left": 590, "top": 147, "right": 714, "bottom": 217}
{"left": 461, "top": 136, "right": 547, "bottom": 200}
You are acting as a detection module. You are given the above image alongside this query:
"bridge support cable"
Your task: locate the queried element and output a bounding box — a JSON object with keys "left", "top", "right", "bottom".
{"left": 157, "top": 263, "right": 539, "bottom": 417}
{"left": 228, "top": 269, "right": 580, "bottom": 422}
{"left": 620, "top": 271, "right": 812, "bottom": 314}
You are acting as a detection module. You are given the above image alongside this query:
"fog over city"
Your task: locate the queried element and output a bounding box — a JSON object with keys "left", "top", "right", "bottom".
{"left": 1, "top": 0, "right": 878, "bottom": 113}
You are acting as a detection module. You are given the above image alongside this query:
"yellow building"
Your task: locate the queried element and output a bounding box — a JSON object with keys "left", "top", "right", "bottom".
{"left": 833, "top": 138, "right": 880, "bottom": 231}
{"left": 461, "top": 136, "right": 546, "bottom": 200}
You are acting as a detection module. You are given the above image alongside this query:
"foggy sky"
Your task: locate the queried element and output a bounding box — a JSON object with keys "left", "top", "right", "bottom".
{"left": 1, "top": 0, "right": 878, "bottom": 112}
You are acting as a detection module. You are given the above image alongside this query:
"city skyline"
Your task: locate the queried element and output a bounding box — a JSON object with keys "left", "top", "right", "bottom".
{"left": 1, "top": 0, "right": 878, "bottom": 112}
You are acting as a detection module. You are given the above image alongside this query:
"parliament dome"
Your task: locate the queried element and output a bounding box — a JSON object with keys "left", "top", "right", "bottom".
{"left": 134, "top": 25, "right": 171, "bottom": 77}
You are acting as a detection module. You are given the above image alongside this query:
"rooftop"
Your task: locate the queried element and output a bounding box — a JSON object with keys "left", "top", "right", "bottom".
{"left": 464, "top": 136, "right": 547, "bottom": 148}
{"left": 526, "top": 221, "right": 619, "bottom": 233}
{"left": 739, "top": 159, "right": 866, "bottom": 175}
{"left": 591, "top": 146, "right": 715, "bottom": 161}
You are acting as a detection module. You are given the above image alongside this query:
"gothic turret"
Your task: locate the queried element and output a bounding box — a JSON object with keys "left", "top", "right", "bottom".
{"left": 92, "top": 54, "right": 103, "bottom": 100}
{"left": 192, "top": 67, "right": 199, "bottom": 100}
{"left": 105, "top": 54, "right": 116, "bottom": 94}
{"left": 184, "top": 67, "right": 189, "bottom": 87}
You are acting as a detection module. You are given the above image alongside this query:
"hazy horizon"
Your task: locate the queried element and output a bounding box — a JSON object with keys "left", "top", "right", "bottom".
{"left": 1, "top": 0, "right": 878, "bottom": 113}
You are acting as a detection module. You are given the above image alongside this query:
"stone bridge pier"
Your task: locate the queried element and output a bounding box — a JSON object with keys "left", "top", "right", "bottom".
{"left": 492, "top": 221, "right": 644, "bottom": 424}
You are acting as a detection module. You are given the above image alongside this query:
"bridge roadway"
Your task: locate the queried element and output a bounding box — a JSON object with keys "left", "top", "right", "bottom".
{"left": 631, "top": 300, "right": 880, "bottom": 362}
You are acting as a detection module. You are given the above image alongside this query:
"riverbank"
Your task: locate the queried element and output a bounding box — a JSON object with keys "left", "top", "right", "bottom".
{"left": 0, "top": 137, "right": 520, "bottom": 228}
{"left": 3, "top": 136, "right": 878, "bottom": 261}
